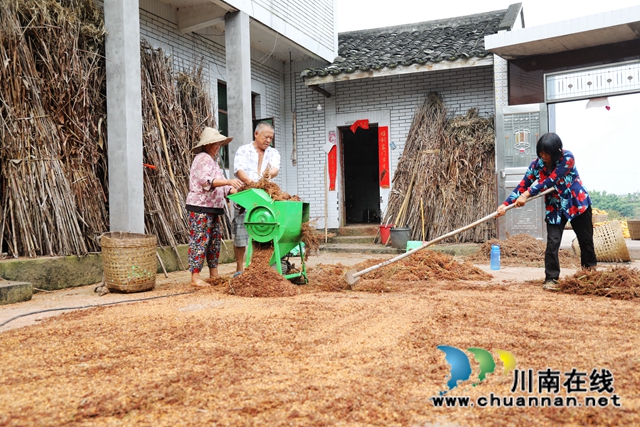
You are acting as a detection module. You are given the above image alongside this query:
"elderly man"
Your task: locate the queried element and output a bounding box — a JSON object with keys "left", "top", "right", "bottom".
{"left": 232, "top": 121, "right": 281, "bottom": 275}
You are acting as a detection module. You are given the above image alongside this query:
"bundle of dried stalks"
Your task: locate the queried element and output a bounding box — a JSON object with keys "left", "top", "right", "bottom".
{"left": 559, "top": 266, "right": 640, "bottom": 300}
{"left": 141, "top": 42, "right": 234, "bottom": 257}
{"left": 382, "top": 93, "right": 496, "bottom": 243}
{"left": 176, "top": 68, "right": 233, "bottom": 237}
{"left": 140, "top": 43, "right": 189, "bottom": 257}
{"left": 0, "top": 0, "right": 224, "bottom": 258}
{"left": 0, "top": 0, "right": 108, "bottom": 257}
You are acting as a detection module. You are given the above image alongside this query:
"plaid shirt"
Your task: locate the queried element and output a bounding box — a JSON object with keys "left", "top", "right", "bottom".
{"left": 503, "top": 149, "right": 591, "bottom": 224}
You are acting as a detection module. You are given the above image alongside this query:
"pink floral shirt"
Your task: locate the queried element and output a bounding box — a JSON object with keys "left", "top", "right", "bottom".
{"left": 186, "top": 152, "right": 231, "bottom": 210}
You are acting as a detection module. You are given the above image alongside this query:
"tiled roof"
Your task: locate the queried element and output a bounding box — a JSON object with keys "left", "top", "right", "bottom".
{"left": 302, "top": 6, "right": 517, "bottom": 81}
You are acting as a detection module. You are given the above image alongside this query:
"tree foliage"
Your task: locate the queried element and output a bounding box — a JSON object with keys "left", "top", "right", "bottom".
{"left": 590, "top": 190, "right": 638, "bottom": 218}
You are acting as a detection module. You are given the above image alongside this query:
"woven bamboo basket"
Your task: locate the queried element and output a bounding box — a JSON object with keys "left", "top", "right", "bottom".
{"left": 628, "top": 220, "right": 640, "bottom": 240}
{"left": 572, "top": 221, "right": 630, "bottom": 262}
{"left": 101, "top": 232, "right": 157, "bottom": 293}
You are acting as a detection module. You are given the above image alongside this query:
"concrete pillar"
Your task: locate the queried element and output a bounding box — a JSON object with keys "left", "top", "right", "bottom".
{"left": 104, "top": 0, "right": 144, "bottom": 233}
{"left": 225, "top": 11, "right": 253, "bottom": 176}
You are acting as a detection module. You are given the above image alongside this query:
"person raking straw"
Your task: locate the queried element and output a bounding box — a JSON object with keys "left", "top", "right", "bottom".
{"left": 496, "top": 132, "right": 597, "bottom": 291}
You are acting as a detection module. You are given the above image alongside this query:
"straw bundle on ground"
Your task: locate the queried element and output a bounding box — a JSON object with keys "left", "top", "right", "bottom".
{"left": 383, "top": 93, "right": 496, "bottom": 243}
{"left": 0, "top": 0, "right": 108, "bottom": 257}
{"left": 558, "top": 266, "right": 640, "bottom": 300}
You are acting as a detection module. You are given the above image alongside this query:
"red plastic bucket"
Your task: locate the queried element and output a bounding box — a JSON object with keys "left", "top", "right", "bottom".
{"left": 379, "top": 224, "right": 393, "bottom": 245}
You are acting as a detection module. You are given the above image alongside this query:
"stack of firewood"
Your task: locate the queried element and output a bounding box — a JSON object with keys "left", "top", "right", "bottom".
{"left": 0, "top": 0, "right": 220, "bottom": 258}
{"left": 383, "top": 93, "right": 496, "bottom": 243}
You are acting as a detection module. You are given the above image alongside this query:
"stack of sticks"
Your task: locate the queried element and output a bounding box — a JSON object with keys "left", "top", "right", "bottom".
{"left": 383, "top": 93, "right": 496, "bottom": 243}
{"left": 141, "top": 42, "right": 232, "bottom": 262}
{"left": 0, "top": 0, "right": 109, "bottom": 257}
{"left": 0, "top": 0, "right": 224, "bottom": 258}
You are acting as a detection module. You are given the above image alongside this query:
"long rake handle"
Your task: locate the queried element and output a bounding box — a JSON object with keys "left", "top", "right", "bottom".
{"left": 349, "top": 188, "right": 555, "bottom": 281}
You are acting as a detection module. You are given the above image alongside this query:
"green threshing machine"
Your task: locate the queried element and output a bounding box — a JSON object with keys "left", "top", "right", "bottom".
{"left": 228, "top": 189, "right": 310, "bottom": 283}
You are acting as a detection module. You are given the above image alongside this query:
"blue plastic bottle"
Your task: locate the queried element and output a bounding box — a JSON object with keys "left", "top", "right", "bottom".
{"left": 490, "top": 245, "right": 501, "bottom": 270}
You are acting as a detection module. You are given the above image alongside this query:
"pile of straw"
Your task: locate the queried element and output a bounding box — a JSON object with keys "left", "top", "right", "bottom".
{"left": 0, "top": 0, "right": 108, "bottom": 257}
{"left": 383, "top": 93, "right": 496, "bottom": 243}
{"left": 0, "top": 1, "right": 222, "bottom": 258}
{"left": 559, "top": 266, "right": 640, "bottom": 300}
{"left": 469, "top": 233, "right": 579, "bottom": 267}
{"left": 227, "top": 243, "right": 300, "bottom": 297}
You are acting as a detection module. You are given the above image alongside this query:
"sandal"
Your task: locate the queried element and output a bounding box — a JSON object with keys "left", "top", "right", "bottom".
{"left": 233, "top": 271, "right": 242, "bottom": 278}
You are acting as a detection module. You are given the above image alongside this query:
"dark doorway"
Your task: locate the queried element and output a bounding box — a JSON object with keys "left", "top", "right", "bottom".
{"left": 340, "top": 125, "right": 381, "bottom": 224}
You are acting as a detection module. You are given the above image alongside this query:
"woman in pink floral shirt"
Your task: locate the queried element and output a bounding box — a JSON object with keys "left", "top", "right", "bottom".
{"left": 186, "top": 128, "right": 243, "bottom": 287}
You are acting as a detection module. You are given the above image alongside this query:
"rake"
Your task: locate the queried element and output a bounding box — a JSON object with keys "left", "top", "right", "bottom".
{"left": 345, "top": 188, "right": 555, "bottom": 285}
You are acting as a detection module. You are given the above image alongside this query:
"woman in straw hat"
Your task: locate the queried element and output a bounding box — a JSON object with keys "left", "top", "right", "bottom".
{"left": 186, "top": 127, "right": 243, "bottom": 287}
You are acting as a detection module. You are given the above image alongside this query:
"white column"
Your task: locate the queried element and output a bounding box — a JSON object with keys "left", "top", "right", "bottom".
{"left": 225, "top": 11, "right": 254, "bottom": 176}
{"left": 104, "top": 0, "right": 144, "bottom": 233}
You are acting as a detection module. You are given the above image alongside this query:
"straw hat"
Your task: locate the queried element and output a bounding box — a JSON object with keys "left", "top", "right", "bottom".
{"left": 191, "top": 127, "right": 233, "bottom": 153}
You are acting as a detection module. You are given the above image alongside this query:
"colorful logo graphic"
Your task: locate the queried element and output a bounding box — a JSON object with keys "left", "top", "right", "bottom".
{"left": 437, "top": 346, "right": 517, "bottom": 394}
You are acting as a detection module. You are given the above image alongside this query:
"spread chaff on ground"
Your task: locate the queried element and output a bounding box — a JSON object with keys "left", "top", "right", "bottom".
{"left": 1, "top": 261, "right": 639, "bottom": 427}
{"left": 306, "top": 250, "right": 492, "bottom": 293}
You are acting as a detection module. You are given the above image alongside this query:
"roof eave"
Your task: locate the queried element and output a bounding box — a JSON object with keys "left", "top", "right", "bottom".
{"left": 485, "top": 6, "right": 640, "bottom": 60}
{"left": 303, "top": 56, "right": 494, "bottom": 86}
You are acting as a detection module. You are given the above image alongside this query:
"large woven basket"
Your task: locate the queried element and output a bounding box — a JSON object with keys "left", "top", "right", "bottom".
{"left": 101, "top": 232, "right": 157, "bottom": 293}
{"left": 572, "top": 221, "right": 630, "bottom": 262}
{"left": 628, "top": 220, "right": 640, "bottom": 240}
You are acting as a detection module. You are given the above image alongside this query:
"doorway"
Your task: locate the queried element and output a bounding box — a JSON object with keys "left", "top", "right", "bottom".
{"left": 340, "top": 125, "right": 381, "bottom": 224}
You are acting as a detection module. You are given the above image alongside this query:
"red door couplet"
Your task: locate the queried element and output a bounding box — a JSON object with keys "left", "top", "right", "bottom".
{"left": 378, "top": 126, "right": 390, "bottom": 188}
{"left": 328, "top": 145, "right": 337, "bottom": 191}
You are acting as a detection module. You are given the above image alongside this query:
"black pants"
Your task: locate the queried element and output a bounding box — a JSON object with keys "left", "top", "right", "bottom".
{"left": 545, "top": 206, "right": 597, "bottom": 281}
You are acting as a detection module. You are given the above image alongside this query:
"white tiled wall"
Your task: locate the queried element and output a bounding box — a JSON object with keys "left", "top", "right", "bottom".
{"left": 247, "top": 0, "right": 336, "bottom": 55}
{"left": 289, "top": 64, "right": 496, "bottom": 228}
{"left": 135, "top": 2, "right": 287, "bottom": 188}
